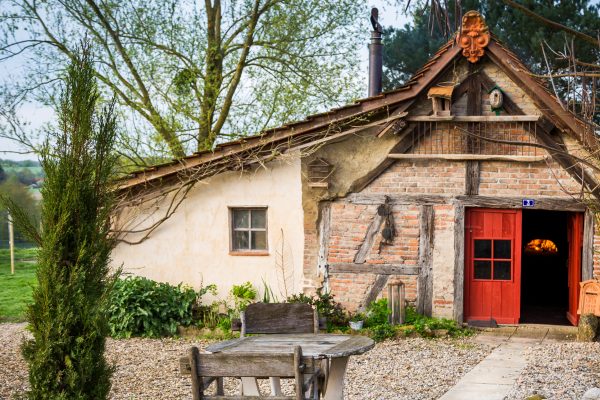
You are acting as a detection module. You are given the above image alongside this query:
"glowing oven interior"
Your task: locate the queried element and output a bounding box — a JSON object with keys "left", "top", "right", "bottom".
{"left": 524, "top": 239, "right": 558, "bottom": 255}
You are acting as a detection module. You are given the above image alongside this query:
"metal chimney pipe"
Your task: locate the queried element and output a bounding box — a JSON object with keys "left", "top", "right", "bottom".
{"left": 368, "top": 7, "right": 383, "bottom": 97}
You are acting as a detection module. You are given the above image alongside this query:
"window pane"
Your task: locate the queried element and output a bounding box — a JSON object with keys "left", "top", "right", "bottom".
{"left": 251, "top": 210, "right": 266, "bottom": 229}
{"left": 474, "top": 260, "right": 492, "bottom": 280}
{"left": 233, "top": 210, "right": 249, "bottom": 228}
{"left": 233, "top": 231, "right": 249, "bottom": 250}
{"left": 494, "top": 261, "right": 511, "bottom": 280}
{"left": 251, "top": 231, "right": 267, "bottom": 250}
{"left": 474, "top": 240, "right": 491, "bottom": 258}
{"left": 494, "top": 240, "right": 511, "bottom": 259}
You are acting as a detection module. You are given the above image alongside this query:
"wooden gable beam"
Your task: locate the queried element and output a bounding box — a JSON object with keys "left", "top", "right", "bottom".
{"left": 465, "top": 64, "right": 482, "bottom": 195}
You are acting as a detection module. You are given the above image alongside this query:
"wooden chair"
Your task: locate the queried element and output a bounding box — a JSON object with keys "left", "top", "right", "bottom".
{"left": 239, "top": 303, "right": 319, "bottom": 336}
{"left": 232, "top": 303, "right": 322, "bottom": 397}
{"left": 181, "top": 345, "right": 316, "bottom": 400}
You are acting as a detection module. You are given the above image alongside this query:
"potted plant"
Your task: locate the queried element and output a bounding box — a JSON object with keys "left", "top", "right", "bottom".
{"left": 349, "top": 312, "right": 366, "bottom": 330}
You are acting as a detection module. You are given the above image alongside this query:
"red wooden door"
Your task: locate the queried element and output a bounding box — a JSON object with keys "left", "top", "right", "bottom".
{"left": 567, "top": 213, "right": 583, "bottom": 326}
{"left": 465, "top": 209, "right": 522, "bottom": 324}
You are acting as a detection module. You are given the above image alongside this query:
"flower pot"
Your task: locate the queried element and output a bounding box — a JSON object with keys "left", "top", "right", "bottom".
{"left": 349, "top": 320, "right": 363, "bottom": 330}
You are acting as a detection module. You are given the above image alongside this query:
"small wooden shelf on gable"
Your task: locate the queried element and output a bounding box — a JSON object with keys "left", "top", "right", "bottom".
{"left": 308, "top": 158, "right": 333, "bottom": 189}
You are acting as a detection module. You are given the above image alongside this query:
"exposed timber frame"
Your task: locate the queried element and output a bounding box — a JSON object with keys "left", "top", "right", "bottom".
{"left": 361, "top": 275, "right": 390, "bottom": 311}
{"left": 406, "top": 115, "right": 539, "bottom": 122}
{"left": 388, "top": 154, "right": 546, "bottom": 162}
{"left": 328, "top": 263, "right": 419, "bottom": 275}
{"left": 452, "top": 203, "right": 466, "bottom": 323}
{"left": 465, "top": 160, "right": 480, "bottom": 195}
{"left": 417, "top": 205, "right": 434, "bottom": 316}
{"left": 582, "top": 209, "right": 595, "bottom": 281}
{"left": 465, "top": 64, "right": 482, "bottom": 197}
{"left": 317, "top": 201, "right": 332, "bottom": 285}
{"left": 347, "top": 193, "right": 586, "bottom": 211}
{"left": 354, "top": 208, "right": 386, "bottom": 264}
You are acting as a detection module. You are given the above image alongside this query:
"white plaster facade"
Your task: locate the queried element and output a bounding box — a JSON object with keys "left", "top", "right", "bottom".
{"left": 112, "top": 157, "right": 305, "bottom": 302}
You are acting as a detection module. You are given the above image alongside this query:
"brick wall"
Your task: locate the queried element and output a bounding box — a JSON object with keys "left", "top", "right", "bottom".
{"left": 320, "top": 154, "right": 588, "bottom": 317}
{"left": 479, "top": 160, "right": 582, "bottom": 197}
{"left": 431, "top": 204, "right": 456, "bottom": 318}
{"left": 326, "top": 201, "right": 421, "bottom": 312}
{"left": 360, "top": 160, "right": 465, "bottom": 196}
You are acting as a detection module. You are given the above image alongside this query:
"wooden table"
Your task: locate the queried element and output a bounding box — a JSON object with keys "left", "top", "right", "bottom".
{"left": 205, "top": 333, "right": 375, "bottom": 399}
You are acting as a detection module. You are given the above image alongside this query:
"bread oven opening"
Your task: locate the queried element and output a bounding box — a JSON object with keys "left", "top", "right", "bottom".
{"left": 521, "top": 210, "right": 570, "bottom": 325}
{"left": 524, "top": 239, "right": 558, "bottom": 255}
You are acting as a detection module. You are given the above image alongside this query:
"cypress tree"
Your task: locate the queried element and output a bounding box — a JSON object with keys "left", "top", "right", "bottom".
{"left": 7, "top": 44, "right": 117, "bottom": 399}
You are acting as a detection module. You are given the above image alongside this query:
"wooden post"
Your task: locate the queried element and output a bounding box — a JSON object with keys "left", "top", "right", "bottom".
{"left": 8, "top": 212, "right": 14, "bottom": 275}
{"left": 387, "top": 285, "right": 392, "bottom": 322}
{"left": 387, "top": 282, "right": 405, "bottom": 325}
{"left": 397, "top": 284, "right": 405, "bottom": 324}
{"left": 417, "top": 205, "right": 434, "bottom": 316}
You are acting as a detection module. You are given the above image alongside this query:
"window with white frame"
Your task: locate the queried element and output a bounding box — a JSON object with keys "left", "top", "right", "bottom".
{"left": 230, "top": 208, "right": 268, "bottom": 252}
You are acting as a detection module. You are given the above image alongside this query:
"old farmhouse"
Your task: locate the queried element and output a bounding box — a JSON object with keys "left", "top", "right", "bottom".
{"left": 112, "top": 12, "right": 599, "bottom": 326}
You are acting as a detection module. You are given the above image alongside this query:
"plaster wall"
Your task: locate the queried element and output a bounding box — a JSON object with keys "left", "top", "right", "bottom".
{"left": 431, "top": 204, "right": 456, "bottom": 318}
{"left": 112, "top": 157, "right": 304, "bottom": 301}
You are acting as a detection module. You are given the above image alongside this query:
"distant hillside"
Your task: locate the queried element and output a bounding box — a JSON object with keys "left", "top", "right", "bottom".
{"left": 0, "top": 159, "right": 40, "bottom": 168}
{"left": 0, "top": 159, "right": 45, "bottom": 187}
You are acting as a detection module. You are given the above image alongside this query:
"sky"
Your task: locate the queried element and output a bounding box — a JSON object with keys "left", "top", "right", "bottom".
{"left": 0, "top": 1, "right": 408, "bottom": 161}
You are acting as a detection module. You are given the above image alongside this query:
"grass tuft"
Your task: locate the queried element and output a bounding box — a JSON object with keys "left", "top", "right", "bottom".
{"left": 0, "top": 248, "right": 38, "bottom": 322}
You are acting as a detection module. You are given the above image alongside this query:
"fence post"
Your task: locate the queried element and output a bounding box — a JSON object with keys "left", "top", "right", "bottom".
{"left": 8, "top": 212, "right": 15, "bottom": 275}
{"left": 387, "top": 282, "right": 405, "bottom": 325}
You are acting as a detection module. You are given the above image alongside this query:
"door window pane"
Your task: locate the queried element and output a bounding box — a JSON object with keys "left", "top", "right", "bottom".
{"left": 493, "top": 261, "right": 511, "bottom": 280}
{"left": 494, "top": 240, "right": 511, "bottom": 259}
{"left": 474, "top": 240, "right": 492, "bottom": 258}
{"left": 474, "top": 260, "right": 492, "bottom": 279}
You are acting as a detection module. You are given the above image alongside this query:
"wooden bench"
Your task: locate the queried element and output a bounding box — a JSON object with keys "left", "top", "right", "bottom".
{"left": 180, "top": 345, "right": 318, "bottom": 399}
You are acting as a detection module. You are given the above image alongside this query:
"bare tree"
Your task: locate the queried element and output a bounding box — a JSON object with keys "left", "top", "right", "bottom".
{"left": 0, "top": 0, "right": 367, "bottom": 160}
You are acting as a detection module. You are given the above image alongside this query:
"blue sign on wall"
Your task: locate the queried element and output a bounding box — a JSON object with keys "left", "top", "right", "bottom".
{"left": 522, "top": 199, "right": 535, "bottom": 207}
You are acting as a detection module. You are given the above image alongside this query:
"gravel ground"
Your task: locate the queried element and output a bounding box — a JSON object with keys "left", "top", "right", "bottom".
{"left": 0, "top": 323, "right": 492, "bottom": 399}
{"left": 507, "top": 341, "right": 600, "bottom": 400}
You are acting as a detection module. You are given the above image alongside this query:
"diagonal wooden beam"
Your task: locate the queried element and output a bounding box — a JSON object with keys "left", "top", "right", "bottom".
{"left": 360, "top": 274, "right": 390, "bottom": 310}
{"left": 354, "top": 211, "right": 385, "bottom": 264}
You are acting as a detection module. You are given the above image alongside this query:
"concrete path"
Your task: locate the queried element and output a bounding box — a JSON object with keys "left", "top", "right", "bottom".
{"left": 438, "top": 325, "right": 576, "bottom": 400}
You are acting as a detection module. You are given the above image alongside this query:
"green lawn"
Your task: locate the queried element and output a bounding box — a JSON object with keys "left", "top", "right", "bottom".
{"left": 0, "top": 248, "right": 38, "bottom": 322}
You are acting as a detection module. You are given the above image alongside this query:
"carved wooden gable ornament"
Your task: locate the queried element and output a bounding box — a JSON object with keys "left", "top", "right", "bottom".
{"left": 458, "top": 11, "right": 490, "bottom": 63}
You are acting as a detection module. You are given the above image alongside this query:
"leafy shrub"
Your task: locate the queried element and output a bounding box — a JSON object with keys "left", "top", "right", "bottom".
{"left": 364, "top": 298, "right": 390, "bottom": 327}
{"left": 107, "top": 276, "right": 197, "bottom": 338}
{"left": 261, "top": 278, "right": 278, "bottom": 303}
{"left": 287, "top": 287, "right": 348, "bottom": 328}
{"left": 350, "top": 312, "right": 367, "bottom": 322}
{"left": 287, "top": 292, "right": 313, "bottom": 304}
{"left": 231, "top": 281, "right": 257, "bottom": 311}
{"left": 367, "top": 323, "right": 397, "bottom": 342}
{"left": 404, "top": 306, "right": 470, "bottom": 337}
